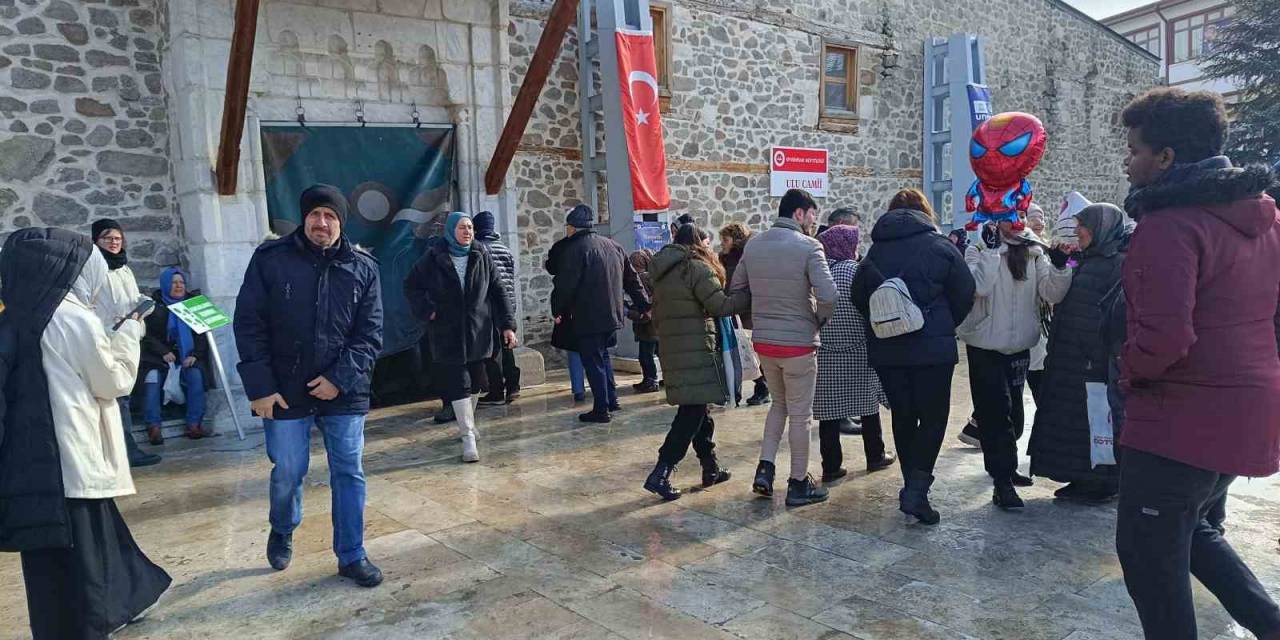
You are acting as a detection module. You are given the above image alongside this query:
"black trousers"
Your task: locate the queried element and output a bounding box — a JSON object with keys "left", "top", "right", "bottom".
{"left": 22, "top": 498, "right": 171, "bottom": 639}
{"left": 483, "top": 346, "right": 522, "bottom": 396}
{"left": 876, "top": 364, "right": 954, "bottom": 475}
{"left": 434, "top": 361, "right": 489, "bottom": 403}
{"left": 1116, "top": 448, "right": 1280, "bottom": 639}
{"left": 966, "top": 346, "right": 1029, "bottom": 482}
{"left": 657, "top": 404, "right": 716, "bottom": 466}
{"left": 638, "top": 340, "right": 659, "bottom": 382}
{"left": 819, "top": 413, "right": 886, "bottom": 474}
{"left": 578, "top": 332, "right": 618, "bottom": 414}
{"left": 1026, "top": 369, "right": 1044, "bottom": 406}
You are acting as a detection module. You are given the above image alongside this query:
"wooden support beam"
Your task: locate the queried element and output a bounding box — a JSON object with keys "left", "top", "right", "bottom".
{"left": 484, "top": 0, "right": 580, "bottom": 195}
{"left": 214, "top": 0, "right": 262, "bottom": 196}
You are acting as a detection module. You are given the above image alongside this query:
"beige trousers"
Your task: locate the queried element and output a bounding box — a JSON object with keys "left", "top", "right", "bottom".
{"left": 758, "top": 353, "right": 817, "bottom": 480}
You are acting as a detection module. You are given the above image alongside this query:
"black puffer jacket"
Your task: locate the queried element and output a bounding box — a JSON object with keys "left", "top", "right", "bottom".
{"left": 234, "top": 228, "right": 384, "bottom": 420}
{"left": 0, "top": 228, "right": 91, "bottom": 551}
{"left": 477, "top": 230, "right": 517, "bottom": 312}
{"left": 404, "top": 242, "right": 514, "bottom": 365}
{"left": 1029, "top": 231, "right": 1129, "bottom": 484}
{"left": 851, "top": 209, "right": 976, "bottom": 368}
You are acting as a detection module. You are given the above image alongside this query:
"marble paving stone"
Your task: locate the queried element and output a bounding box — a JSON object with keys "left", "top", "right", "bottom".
{"left": 721, "top": 603, "right": 859, "bottom": 640}
{"left": 3, "top": 370, "right": 1278, "bottom": 640}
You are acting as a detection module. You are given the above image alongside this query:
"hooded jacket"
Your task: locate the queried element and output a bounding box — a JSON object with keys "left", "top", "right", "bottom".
{"left": 957, "top": 239, "right": 1072, "bottom": 355}
{"left": 233, "top": 228, "right": 383, "bottom": 420}
{"left": 649, "top": 245, "right": 747, "bottom": 406}
{"left": 1, "top": 229, "right": 88, "bottom": 550}
{"left": 728, "top": 217, "right": 837, "bottom": 348}
{"left": 851, "top": 209, "right": 977, "bottom": 368}
{"left": 1120, "top": 162, "right": 1280, "bottom": 477}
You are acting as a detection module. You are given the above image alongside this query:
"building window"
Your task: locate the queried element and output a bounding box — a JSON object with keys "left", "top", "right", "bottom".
{"left": 1126, "top": 25, "right": 1161, "bottom": 58}
{"left": 649, "top": 4, "right": 671, "bottom": 96}
{"left": 1171, "top": 7, "right": 1230, "bottom": 63}
{"left": 821, "top": 43, "right": 858, "bottom": 119}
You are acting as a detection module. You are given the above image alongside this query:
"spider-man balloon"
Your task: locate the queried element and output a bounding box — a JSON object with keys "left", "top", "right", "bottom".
{"left": 964, "top": 112, "right": 1047, "bottom": 232}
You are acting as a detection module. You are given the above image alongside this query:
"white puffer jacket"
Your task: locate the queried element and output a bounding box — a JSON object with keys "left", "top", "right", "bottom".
{"left": 40, "top": 250, "right": 144, "bottom": 499}
{"left": 957, "top": 242, "right": 1072, "bottom": 355}
{"left": 96, "top": 258, "right": 144, "bottom": 329}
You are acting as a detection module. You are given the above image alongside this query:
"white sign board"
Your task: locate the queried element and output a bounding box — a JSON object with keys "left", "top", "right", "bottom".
{"left": 770, "top": 146, "right": 829, "bottom": 197}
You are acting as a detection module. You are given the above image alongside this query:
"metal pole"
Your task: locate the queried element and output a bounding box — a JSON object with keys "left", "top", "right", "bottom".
{"left": 205, "top": 331, "right": 246, "bottom": 441}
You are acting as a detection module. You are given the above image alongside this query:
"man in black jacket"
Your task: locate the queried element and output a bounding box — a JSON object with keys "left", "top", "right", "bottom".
{"left": 473, "top": 211, "right": 522, "bottom": 404}
{"left": 234, "top": 184, "right": 385, "bottom": 588}
{"left": 549, "top": 205, "right": 650, "bottom": 423}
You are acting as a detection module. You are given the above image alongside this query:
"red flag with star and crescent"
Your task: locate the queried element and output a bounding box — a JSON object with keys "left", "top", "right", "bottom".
{"left": 615, "top": 29, "right": 671, "bottom": 212}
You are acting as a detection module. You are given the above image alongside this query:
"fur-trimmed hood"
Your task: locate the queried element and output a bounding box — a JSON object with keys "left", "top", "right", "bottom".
{"left": 1125, "top": 160, "right": 1278, "bottom": 238}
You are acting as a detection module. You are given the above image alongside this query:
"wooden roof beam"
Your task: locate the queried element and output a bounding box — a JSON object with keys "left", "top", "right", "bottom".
{"left": 215, "top": 0, "right": 262, "bottom": 196}
{"left": 484, "top": 0, "right": 581, "bottom": 195}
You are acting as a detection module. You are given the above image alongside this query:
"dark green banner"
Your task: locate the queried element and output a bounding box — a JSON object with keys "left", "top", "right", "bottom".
{"left": 260, "top": 124, "right": 456, "bottom": 357}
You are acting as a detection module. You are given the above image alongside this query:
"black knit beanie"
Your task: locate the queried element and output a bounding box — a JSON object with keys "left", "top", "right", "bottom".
{"left": 91, "top": 218, "right": 123, "bottom": 241}
{"left": 299, "top": 184, "right": 349, "bottom": 225}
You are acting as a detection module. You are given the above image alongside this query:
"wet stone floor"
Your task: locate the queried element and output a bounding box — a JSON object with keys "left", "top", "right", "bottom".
{"left": 3, "top": 365, "right": 1279, "bottom": 640}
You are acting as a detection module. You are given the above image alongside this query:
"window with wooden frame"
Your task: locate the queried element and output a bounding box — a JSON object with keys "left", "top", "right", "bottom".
{"left": 821, "top": 43, "right": 858, "bottom": 120}
{"left": 1171, "top": 7, "right": 1230, "bottom": 63}
{"left": 1125, "top": 25, "right": 1161, "bottom": 58}
{"left": 649, "top": 4, "right": 672, "bottom": 98}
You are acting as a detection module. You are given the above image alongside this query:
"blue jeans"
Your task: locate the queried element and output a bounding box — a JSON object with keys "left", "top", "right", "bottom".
{"left": 567, "top": 351, "right": 586, "bottom": 396}
{"left": 265, "top": 414, "right": 368, "bottom": 566}
{"left": 143, "top": 366, "right": 206, "bottom": 425}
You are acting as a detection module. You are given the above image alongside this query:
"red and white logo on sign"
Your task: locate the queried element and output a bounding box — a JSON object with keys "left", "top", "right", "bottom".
{"left": 770, "top": 146, "right": 829, "bottom": 197}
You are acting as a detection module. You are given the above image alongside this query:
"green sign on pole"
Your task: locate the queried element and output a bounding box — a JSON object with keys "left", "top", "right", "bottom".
{"left": 166, "top": 295, "right": 231, "bottom": 335}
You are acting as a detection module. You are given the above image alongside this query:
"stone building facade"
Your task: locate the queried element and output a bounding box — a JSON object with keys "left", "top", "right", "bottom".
{"left": 508, "top": 0, "right": 1160, "bottom": 344}
{"left": 1, "top": 0, "right": 1159, "bottom": 367}
{"left": 0, "top": 0, "right": 182, "bottom": 284}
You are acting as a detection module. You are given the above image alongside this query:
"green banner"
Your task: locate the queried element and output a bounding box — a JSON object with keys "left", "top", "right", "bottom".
{"left": 260, "top": 124, "right": 456, "bottom": 357}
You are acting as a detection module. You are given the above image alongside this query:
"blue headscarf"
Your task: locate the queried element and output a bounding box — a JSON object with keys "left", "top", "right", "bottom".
{"left": 444, "top": 211, "right": 472, "bottom": 257}
{"left": 159, "top": 267, "right": 195, "bottom": 360}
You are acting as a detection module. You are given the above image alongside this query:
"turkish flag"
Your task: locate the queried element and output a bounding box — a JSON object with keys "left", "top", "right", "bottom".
{"left": 615, "top": 30, "right": 670, "bottom": 212}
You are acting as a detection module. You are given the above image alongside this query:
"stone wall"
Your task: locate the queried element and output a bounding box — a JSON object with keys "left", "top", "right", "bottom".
{"left": 0, "top": 0, "right": 182, "bottom": 284}
{"left": 508, "top": 0, "right": 1159, "bottom": 345}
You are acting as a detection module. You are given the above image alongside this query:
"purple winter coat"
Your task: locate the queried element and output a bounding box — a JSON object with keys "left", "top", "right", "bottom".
{"left": 1120, "top": 163, "right": 1280, "bottom": 477}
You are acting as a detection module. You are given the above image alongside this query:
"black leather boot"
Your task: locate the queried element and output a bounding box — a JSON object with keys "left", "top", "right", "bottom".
{"left": 699, "top": 457, "right": 731, "bottom": 488}
{"left": 899, "top": 470, "right": 941, "bottom": 525}
{"left": 643, "top": 461, "right": 682, "bottom": 501}
{"left": 267, "top": 531, "right": 293, "bottom": 571}
{"left": 993, "top": 479, "right": 1025, "bottom": 511}
{"left": 751, "top": 460, "right": 776, "bottom": 497}
{"left": 338, "top": 558, "right": 384, "bottom": 588}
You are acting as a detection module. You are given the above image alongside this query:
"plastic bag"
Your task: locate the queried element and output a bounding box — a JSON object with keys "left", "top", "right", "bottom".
{"left": 736, "top": 326, "right": 761, "bottom": 382}
{"left": 1086, "top": 381, "right": 1115, "bottom": 467}
{"left": 163, "top": 364, "right": 185, "bottom": 406}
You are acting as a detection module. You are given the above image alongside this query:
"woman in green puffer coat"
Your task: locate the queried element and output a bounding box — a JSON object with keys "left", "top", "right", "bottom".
{"left": 642, "top": 224, "right": 750, "bottom": 501}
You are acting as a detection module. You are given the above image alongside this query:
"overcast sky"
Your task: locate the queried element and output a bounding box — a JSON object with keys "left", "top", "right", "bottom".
{"left": 1064, "top": 0, "right": 1153, "bottom": 19}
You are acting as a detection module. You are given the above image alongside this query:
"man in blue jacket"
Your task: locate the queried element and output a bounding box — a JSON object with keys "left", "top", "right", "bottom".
{"left": 233, "top": 184, "right": 385, "bottom": 588}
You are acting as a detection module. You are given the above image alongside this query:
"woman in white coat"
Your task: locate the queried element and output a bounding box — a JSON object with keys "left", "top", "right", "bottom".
{"left": 957, "top": 222, "right": 1072, "bottom": 510}
{"left": 0, "top": 229, "right": 171, "bottom": 639}
{"left": 92, "top": 218, "right": 161, "bottom": 467}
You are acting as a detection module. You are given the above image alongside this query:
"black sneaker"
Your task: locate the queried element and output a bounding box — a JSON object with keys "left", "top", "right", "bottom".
{"left": 633, "top": 380, "right": 661, "bottom": 393}
{"left": 578, "top": 411, "right": 611, "bottom": 424}
{"left": 128, "top": 452, "right": 162, "bottom": 467}
{"left": 745, "top": 389, "right": 771, "bottom": 406}
{"left": 478, "top": 392, "right": 506, "bottom": 406}
{"left": 786, "top": 475, "right": 830, "bottom": 506}
{"left": 993, "top": 481, "right": 1025, "bottom": 511}
{"left": 338, "top": 558, "right": 384, "bottom": 588}
{"left": 433, "top": 405, "right": 457, "bottom": 424}
{"left": 267, "top": 531, "right": 293, "bottom": 571}
{"left": 752, "top": 460, "right": 775, "bottom": 497}
{"left": 958, "top": 419, "right": 981, "bottom": 447}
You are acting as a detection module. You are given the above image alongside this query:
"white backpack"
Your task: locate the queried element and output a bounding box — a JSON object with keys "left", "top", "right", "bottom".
{"left": 869, "top": 276, "right": 925, "bottom": 339}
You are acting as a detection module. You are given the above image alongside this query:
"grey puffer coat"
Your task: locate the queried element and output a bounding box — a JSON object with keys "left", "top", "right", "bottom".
{"left": 727, "top": 217, "right": 836, "bottom": 347}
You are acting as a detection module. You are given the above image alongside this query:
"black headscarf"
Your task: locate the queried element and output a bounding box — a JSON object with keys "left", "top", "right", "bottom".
{"left": 91, "top": 218, "right": 128, "bottom": 270}
{"left": 1074, "top": 203, "right": 1130, "bottom": 258}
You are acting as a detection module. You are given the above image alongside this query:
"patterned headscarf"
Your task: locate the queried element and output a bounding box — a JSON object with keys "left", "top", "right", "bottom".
{"left": 818, "top": 225, "right": 860, "bottom": 263}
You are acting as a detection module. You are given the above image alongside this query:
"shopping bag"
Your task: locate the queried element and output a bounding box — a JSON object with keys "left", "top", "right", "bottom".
{"left": 1086, "top": 381, "right": 1115, "bottom": 467}
{"left": 735, "top": 326, "right": 761, "bottom": 382}
{"left": 163, "top": 364, "right": 185, "bottom": 405}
